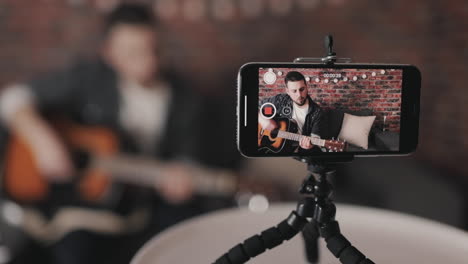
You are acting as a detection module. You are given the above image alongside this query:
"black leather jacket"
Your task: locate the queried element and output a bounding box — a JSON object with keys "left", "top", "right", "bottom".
{"left": 261, "top": 94, "right": 322, "bottom": 137}
{"left": 24, "top": 59, "right": 199, "bottom": 160}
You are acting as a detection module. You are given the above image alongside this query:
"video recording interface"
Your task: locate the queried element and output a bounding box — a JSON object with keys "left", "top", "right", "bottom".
{"left": 258, "top": 68, "right": 403, "bottom": 154}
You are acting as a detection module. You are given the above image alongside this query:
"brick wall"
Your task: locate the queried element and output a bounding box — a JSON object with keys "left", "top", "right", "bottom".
{"left": 259, "top": 68, "right": 402, "bottom": 132}
{"left": 0, "top": 0, "right": 467, "bottom": 176}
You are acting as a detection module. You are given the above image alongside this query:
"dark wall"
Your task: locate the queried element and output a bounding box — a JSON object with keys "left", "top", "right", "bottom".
{"left": 0, "top": 0, "right": 467, "bottom": 177}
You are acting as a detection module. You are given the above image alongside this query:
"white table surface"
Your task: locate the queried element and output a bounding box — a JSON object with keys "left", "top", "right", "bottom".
{"left": 131, "top": 203, "right": 468, "bottom": 264}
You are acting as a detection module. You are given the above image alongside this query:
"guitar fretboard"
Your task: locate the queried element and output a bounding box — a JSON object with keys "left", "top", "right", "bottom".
{"left": 93, "top": 155, "right": 237, "bottom": 196}
{"left": 277, "top": 130, "right": 325, "bottom": 147}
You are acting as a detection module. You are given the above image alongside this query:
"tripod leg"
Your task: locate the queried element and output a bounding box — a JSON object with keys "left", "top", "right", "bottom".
{"left": 213, "top": 212, "right": 308, "bottom": 264}
{"left": 319, "top": 221, "right": 375, "bottom": 264}
{"left": 301, "top": 220, "right": 319, "bottom": 263}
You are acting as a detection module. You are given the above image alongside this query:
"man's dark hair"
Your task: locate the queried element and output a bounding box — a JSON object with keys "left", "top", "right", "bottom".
{"left": 104, "top": 3, "right": 158, "bottom": 34}
{"left": 284, "top": 71, "right": 306, "bottom": 86}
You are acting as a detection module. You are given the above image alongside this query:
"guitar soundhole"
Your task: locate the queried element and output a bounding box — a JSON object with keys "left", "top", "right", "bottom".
{"left": 270, "top": 129, "right": 279, "bottom": 139}
{"left": 72, "top": 149, "right": 91, "bottom": 170}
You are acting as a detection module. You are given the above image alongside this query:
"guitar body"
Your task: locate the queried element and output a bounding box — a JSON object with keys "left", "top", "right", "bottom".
{"left": 258, "top": 118, "right": 298, "bottom": 153}
{"left": 4, "top": 121, "right": 119, "bottom": 204}
{"left": 2, "top": 120, "right": 249, "bottom": 242}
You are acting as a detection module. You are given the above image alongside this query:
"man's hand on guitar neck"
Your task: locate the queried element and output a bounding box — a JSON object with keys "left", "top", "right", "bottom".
{"left": 299, "top": 134, "right": 320, "bottom": 150}
{"left": 158, "top": 162, "right": 194, "bottom": 204}
{"left": 299, "top": 133, "right": 320, "bottom": 149}
{"left": 299, "top": 136, "right": 313, "bottom": 149}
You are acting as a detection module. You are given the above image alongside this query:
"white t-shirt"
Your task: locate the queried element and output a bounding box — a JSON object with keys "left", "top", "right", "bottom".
{"left": 118, "top": 79, "right": 171, "bottom": 154}
{"left": 291, "top": 100, "right": 309, "bottom": 134}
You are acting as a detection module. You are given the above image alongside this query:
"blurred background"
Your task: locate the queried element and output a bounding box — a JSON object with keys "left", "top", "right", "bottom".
{"left": 0, "top": 0, "right": 467, "bottom": 263}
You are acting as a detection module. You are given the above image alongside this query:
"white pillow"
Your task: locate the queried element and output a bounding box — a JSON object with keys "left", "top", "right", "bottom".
{"left": 338, "top": 113, "right": 376, "bottom": 149}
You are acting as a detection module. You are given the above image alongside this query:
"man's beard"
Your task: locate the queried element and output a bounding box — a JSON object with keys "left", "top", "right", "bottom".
{"left": 294, "top": 98, "right": 306, "bottom": 106}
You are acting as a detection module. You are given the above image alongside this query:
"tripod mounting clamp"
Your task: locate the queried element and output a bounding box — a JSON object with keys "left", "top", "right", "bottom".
{"left": 294, "top": 35, "right": 352, "bottom": 65}
{"left": 292, "top": 33, "right": 355, "bottom": 164}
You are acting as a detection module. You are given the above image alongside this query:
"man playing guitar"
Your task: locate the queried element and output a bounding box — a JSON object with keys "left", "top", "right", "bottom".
{"left": 258, "top": 71, "right": 324, "bottom": 154}
{"left": 0, "top": 3, "right": 232, "bottom": 264}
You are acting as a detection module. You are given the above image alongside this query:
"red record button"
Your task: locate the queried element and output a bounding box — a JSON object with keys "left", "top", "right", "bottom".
{"left": 260, "top": 103, "right": 276, "bottom": 119}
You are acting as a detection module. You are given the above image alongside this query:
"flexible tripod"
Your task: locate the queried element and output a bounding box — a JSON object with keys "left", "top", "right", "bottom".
{"left": 213, "top": 157, "right": 375, "bottom": 264}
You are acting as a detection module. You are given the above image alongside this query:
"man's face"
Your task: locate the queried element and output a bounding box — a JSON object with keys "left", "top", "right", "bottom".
{"left": 286, "top": 80, "right": 308, "bottom": 106}
{"left": 103, "top": 24, "right": 159, "bottom": 85}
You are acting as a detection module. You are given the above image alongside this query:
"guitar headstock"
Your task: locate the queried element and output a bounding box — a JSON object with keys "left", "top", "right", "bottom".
{"left": 324, "top": 139, "right": 347, "bottom": 152}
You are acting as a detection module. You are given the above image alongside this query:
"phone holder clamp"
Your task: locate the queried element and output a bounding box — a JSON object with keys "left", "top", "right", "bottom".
{"left": 294, "top": 35, "right": 352, "bottom": 65}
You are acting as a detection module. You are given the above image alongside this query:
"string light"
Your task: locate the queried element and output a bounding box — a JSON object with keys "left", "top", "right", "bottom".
{"left": 154, "top": 0, "right": 178, "bottom": 20}
{"left": 327, "top": 0, "right": 346, "bottom": 6}
{"left": 324, "top": 79, "right": 329, "bottom": 83}
{"left": 297, "top": 0, "right": 321, "bottom": 9}
{"left": 240, "top": 0, "right": 265, "bottom": 18}
{"left": 269, "top": 0, "right": 293, "bottom": 16}
{"left": 333, "top": 78, "right": 338, "bottom": 83}
{"left": 315, "top": 77, "right": 320, "bottom": 83}
{"left": 361, "top": 74, "right": 367, "bottom": 79}
{"left": 95, "top": 0, "right": 119, "bottom": 12}
{"left": 305, "top": 76, "right": 311, "bottom": 82}
{"left": 67, "top": 0, "right": 85, "bottom": 7}
{"left": 343, "top": 77, "right": 348, "bottom": 81}
{"left": 212, "top": 0, "right": 235, "bottom": 20}
{"left": 182, "top": 0, "right": 206, "bottom": 21}
{"left": 263, "top": 71, "right": 277, "bottom": 84}
{"left": 352, "top": 76, "right": 358, "bottom": 81}
{"left": 144, "top": 0, "right": 353, "bottom": 22}
{"left": 145, "top": 0, "right": 344, "bottom": 22}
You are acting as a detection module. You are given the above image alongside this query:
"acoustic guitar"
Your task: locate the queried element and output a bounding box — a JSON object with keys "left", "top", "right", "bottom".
{"left": 258, "top": 118, "right": 346, "bottom": 153}
{"left": 2, "top": 120, "right": 244, "bottom": 242}
{"left": 4, "top": 121, "right": 238, "bottom": 204}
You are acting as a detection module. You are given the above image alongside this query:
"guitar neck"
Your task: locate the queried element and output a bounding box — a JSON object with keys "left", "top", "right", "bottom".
{"left": 277, "top": 130, "right": 325, "bottom": 147}
{"left": 92, "top": 155, "right": 237, "bottom": 196}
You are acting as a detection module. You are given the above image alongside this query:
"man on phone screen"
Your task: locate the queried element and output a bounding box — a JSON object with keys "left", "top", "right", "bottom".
{"left": 259, "top": 71, "right": 323, "bottom": 153}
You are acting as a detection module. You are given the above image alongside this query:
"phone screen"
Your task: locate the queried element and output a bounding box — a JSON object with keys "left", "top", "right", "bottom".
{"left": 257, "top": 67, "right": 403, "bottom": 154}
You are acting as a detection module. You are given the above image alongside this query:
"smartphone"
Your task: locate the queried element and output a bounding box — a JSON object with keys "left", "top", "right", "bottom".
{"left": 237, "top": 62, "right": 421, "bottom": 157}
